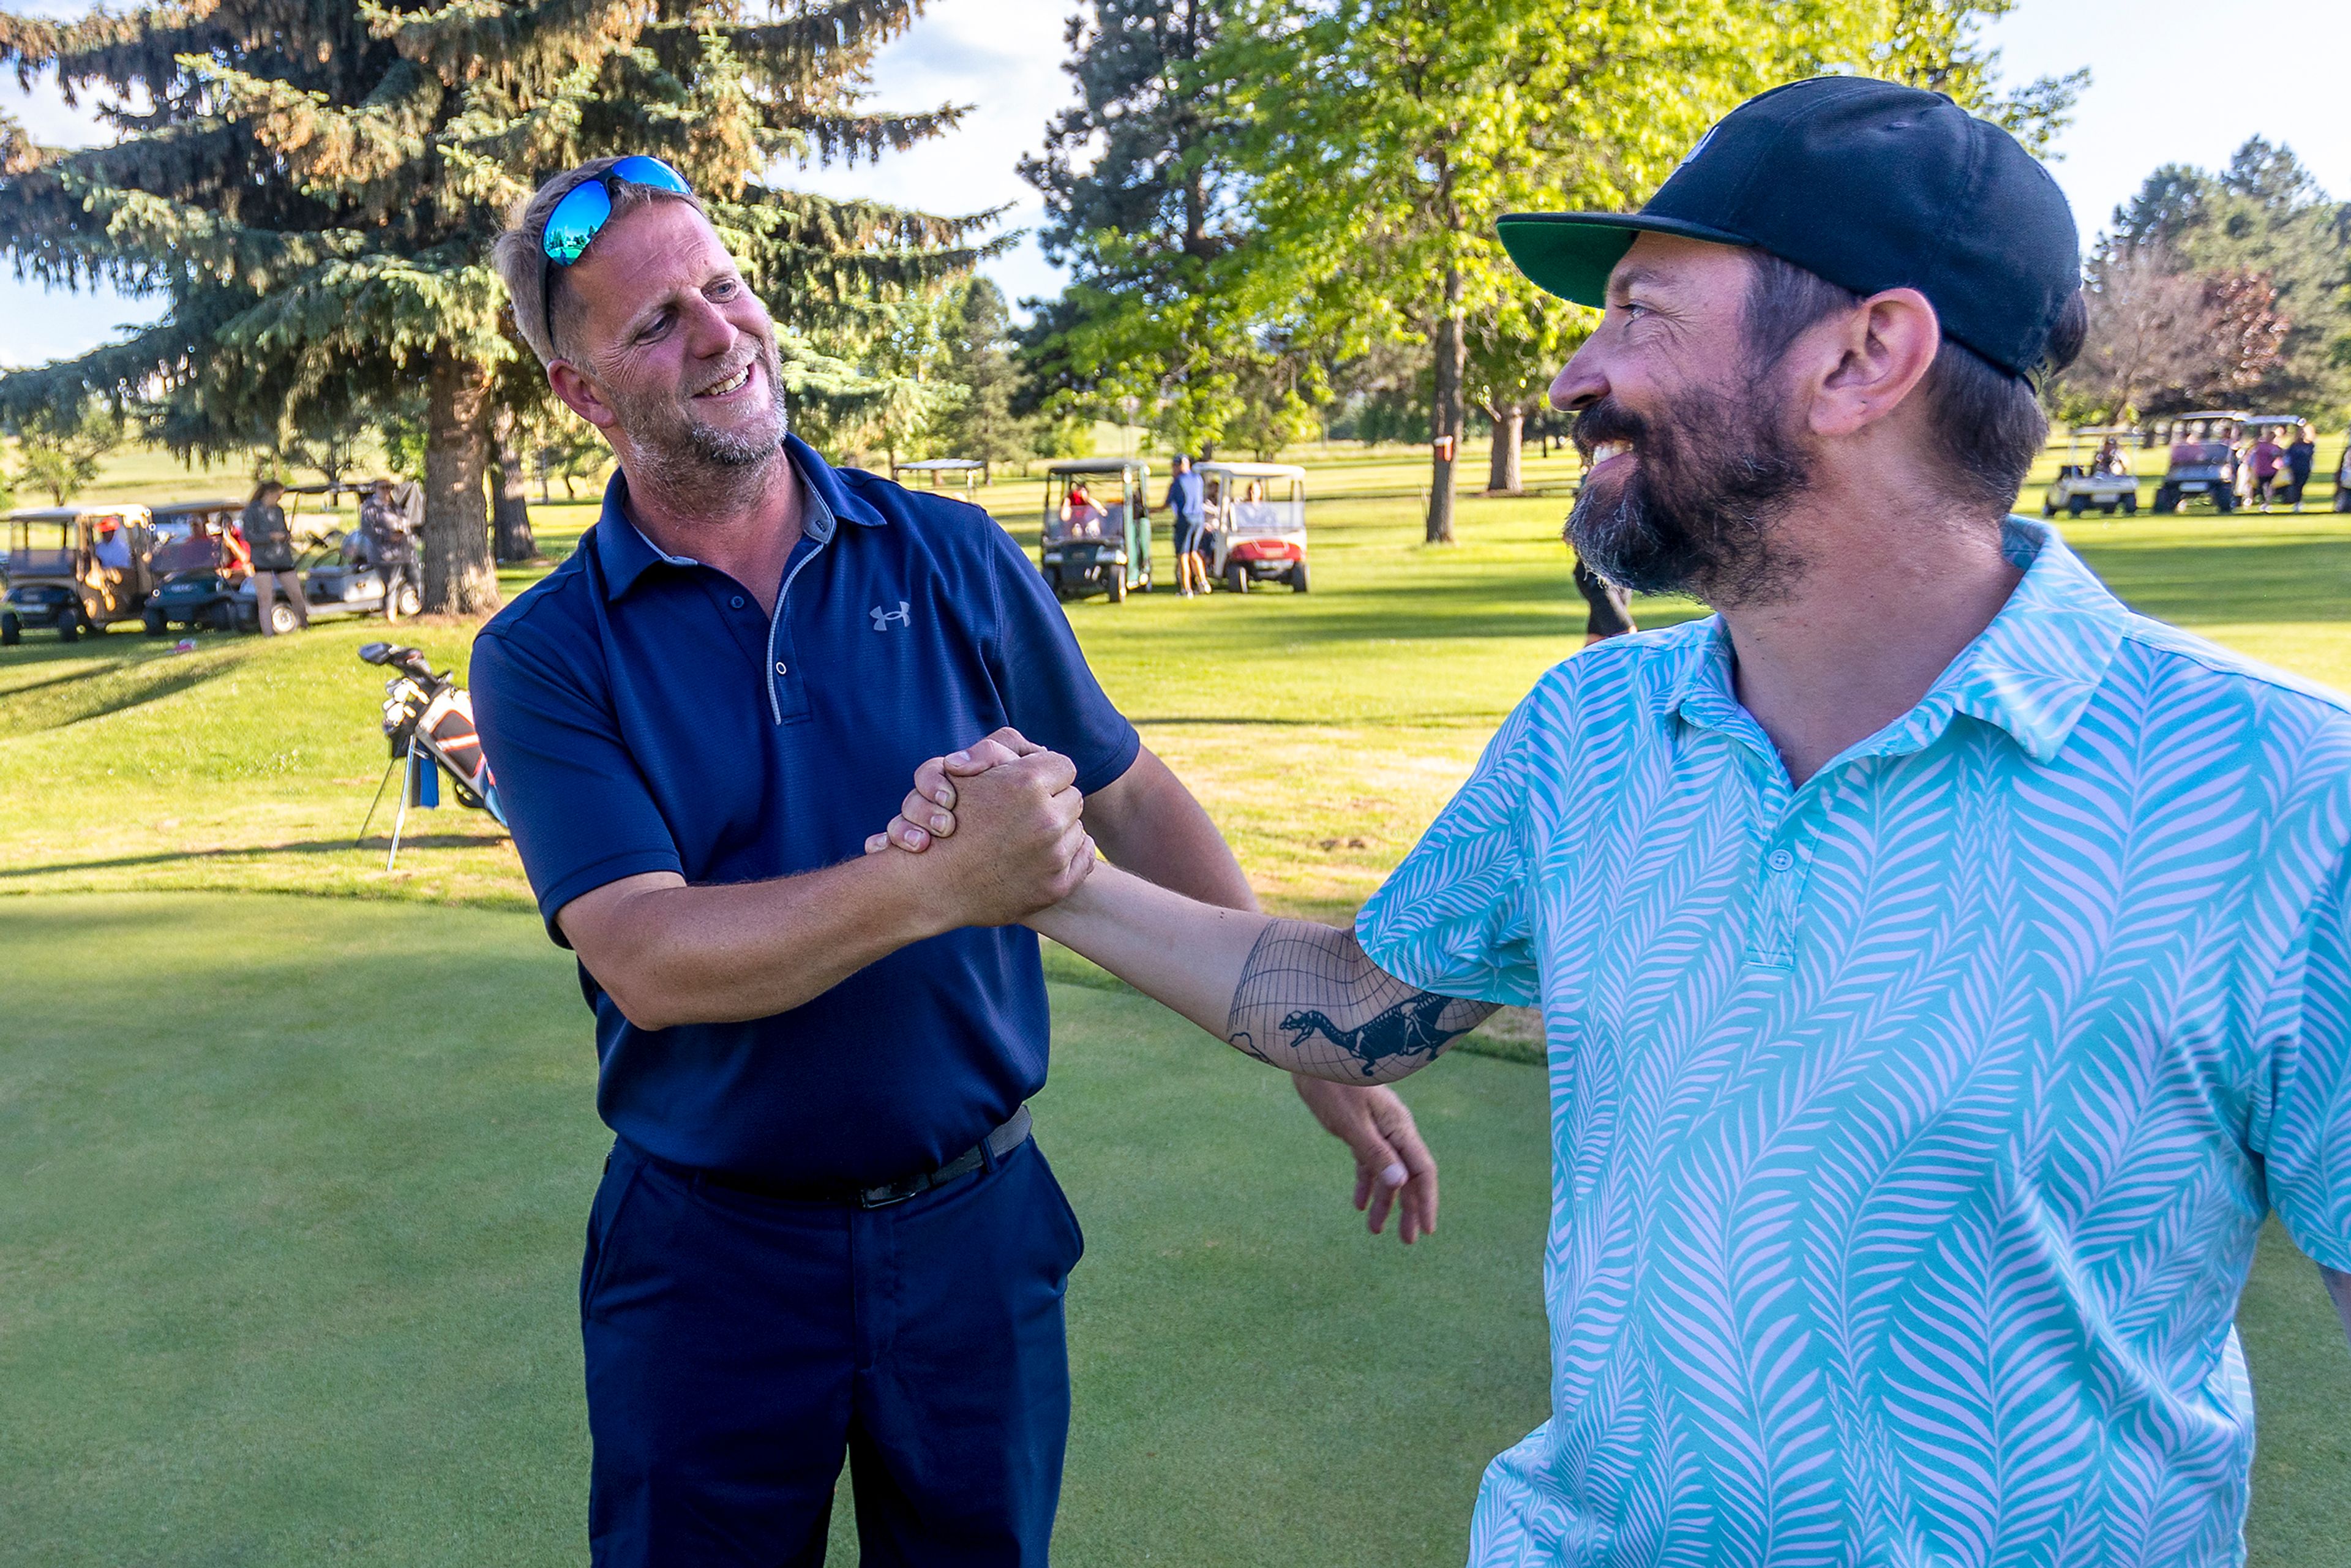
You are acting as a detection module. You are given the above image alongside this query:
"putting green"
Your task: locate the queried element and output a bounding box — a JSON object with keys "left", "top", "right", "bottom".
{"left": 1, "top": 893, "right": 2345, "bottom": 1564}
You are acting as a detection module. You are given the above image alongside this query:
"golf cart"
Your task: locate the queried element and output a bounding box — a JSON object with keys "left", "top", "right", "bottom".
{"left": 234, "top": 525, "right": 420, "bottom": 632}
{"left": 2152, "top": 411, "right": 2245, "bottom": 514}
{"left": 2042, "top": 427, "right": 2140, "bottom": 517}
{"left": 1198, "top": 462, "right": 1310, "bottom": 593}
{"left": 1040, "top": 459, "right": 1152, "bottom": 602}
{"left": 890, "top": 457, "right": 990, "bottom": 500}
{"left": 1, "top": 504, "right": 158, "bottom": 643}
{"left": 142, "top": 500, "right": 251, "bottom": 634}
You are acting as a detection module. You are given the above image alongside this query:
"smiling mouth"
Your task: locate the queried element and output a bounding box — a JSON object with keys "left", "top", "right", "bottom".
{"left": 696, "top": 363, "right": 754, "bottom": 400}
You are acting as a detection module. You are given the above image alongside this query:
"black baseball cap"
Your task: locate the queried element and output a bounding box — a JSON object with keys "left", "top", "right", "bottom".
{"left": 1496, "top": 76, "right": 2079, "bottom": 377}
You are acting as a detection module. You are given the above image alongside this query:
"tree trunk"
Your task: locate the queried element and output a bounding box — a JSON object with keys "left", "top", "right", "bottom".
{"left": 490, "top": 407, "right": 536, "bottom": 564}
{"left": 1426, "top": 272, "right": 1465, "bottom": 544}
{"left": 1485, "top": 402, "right": 1524, "bottom": 495}
{"left": 422, "top": 355, "right": 500, "bottom": 616}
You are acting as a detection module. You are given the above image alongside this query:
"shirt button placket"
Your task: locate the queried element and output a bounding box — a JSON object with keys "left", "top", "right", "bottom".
{"left": 1749, "top": 817, "right": 1812, "bottom": 970}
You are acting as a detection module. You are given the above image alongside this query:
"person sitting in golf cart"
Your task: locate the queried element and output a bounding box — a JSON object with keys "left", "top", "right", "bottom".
{"left": 2093, "top": 436, "right": 2128, "bottom": 477}
{"left": 1060, "top": 479, "right": 1109, "bottom": 539}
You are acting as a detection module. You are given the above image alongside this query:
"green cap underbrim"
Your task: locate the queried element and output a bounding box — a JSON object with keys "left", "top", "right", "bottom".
{"left": 1496, "top": 212, "right": 1755, "bottom": 307}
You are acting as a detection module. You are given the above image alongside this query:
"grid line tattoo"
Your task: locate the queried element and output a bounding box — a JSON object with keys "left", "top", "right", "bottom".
{"left": 1223, "top": 921, "right": 1499, "bottom": 1084}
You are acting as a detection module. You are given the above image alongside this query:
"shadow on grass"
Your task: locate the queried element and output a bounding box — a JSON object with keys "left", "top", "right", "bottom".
{"left": 0, "top": 835, "right": 503, "bottom": 880}
{"left": 0, "top": 643, "right": 255, "bottom": 738}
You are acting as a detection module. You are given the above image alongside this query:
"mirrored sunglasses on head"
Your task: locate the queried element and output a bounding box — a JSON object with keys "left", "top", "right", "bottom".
{"left": 538, "top": 156, "right": 694, "bottom": 350}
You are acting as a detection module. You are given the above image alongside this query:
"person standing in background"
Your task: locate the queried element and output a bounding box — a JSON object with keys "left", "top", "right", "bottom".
{"left": 360, "top": 479, "right": 419, "bottom": 624}
{"left": 1163, "top": 454, "right": 1208, "bottom": 598}
{"left": 2247, "top": 430, "right": 2284, "bottom": 511}
{"left": 240, "top": 480, "right": 309, "bottom": 636}
{"left": 2284, "top": 423, "right": 2317, "bottom": 512}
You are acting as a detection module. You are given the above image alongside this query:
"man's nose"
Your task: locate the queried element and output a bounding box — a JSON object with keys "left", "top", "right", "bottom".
{"left": 681, "top": 293, "right": 737, "bottom": 358}
{"left": 1550, "top": 347, "right": 1606, "bottom": 413}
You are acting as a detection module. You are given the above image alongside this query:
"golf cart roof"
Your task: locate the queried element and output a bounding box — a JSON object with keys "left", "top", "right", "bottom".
{"left": 2, "top": 503, "right": 150, "bottom": 524}
{"left": 1196, "top": 462, "right": 1307, "bottom": 479}
{"left": 2242, "top": 414, "right": 2304, "bottom": 429}
{"left": 895, "top": 458, "right": 987, "bottom": 473}
{"left": 2176, "top": 410, "right": 2249, "bottom": 422}
{"left": 151, "top": 499, "right": 244, "bottom": 518}
{"left": 2068, "top": 426, "right": 2137, "bottom": 439}
{"left": 1044, "top": 459, "right": 1150, "bottom": 477}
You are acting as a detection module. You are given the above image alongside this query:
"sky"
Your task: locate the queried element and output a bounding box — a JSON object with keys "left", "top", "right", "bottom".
{"left": 2, "top": 0, "right": 2347, "bottom": 368}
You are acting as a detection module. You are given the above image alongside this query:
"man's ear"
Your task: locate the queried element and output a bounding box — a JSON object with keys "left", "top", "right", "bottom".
{"left": 549, "top": 359, "right": 620, "bottom": 432}
{"left": 1807, "top": 287, "right": 1940, "bottom": 439}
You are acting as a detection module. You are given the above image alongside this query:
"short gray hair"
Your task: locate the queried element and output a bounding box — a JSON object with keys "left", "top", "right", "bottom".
{"left": 493, "top": 157, "right": 708, "bottom": 366}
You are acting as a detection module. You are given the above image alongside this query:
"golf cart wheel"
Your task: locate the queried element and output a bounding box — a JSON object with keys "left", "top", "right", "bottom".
{"left": 2120, "top": 494, "right": 2138, "bottom": 516}
{"left": 268, "top": 601, "right": 301, "bottom": 636}
{"left": 396, "top": 584, "right": 422, "bottom": 618}
{"left": 1291, "top": 560, "right": 1310, "bottom": 593}
{"left": 2213, "top": 490, "right": 2235, "bottom": 514}
{"left": 2041, "top": 493, "right": 2058, "bottom": 517}
{"left": 144, "top": 608, "right": 169, "bottom": 636}
{"left": 1107, "top": 572, "right": 1127, "bottom": 604}
{"left": 2067, "top": 493, "right": 2088, "bottom": 516}
{"left": 2153, "top": 487, "right": 2178, "bottom": 514}
{"left": 1225, "top": 561, "right": 1248, "bottom": 595}
{"left": 204, "top": 602, "right": 235, "bottom": 633}
{"left": 56, "top": 606, "right": 82, "bottom": 642}
{"left": 2335, "top": 486, "right": 2350, "bottom": 512}
{"left": 0, "top": 612, "right": 18, "bottom": 647}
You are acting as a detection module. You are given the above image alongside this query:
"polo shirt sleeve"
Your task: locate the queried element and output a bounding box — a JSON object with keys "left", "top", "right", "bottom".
{"left": 2256, "top": 841, "right": 2351, "bottom": 1270}
{"left": 470, "top": 622, "right": 684, "bottom": 943}
{"left": 983, "top": 522, "right": 1141, "bottom": 795}
{"left": 1354, "top": 691, "right": 1544, "bottom": 1006}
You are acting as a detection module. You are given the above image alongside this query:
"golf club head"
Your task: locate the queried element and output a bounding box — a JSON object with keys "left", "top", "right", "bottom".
{"left": 358, "top": 641, "right": 394, "bottom": 664}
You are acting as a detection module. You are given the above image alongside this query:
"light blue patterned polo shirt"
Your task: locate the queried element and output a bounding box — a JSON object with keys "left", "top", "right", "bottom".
{"left": 1357, "top": 517, "right": 2351, "bottom": 1568}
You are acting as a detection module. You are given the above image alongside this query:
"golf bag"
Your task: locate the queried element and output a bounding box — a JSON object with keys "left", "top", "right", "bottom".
{"left": 354, "top": 641, "right": 505, "bottom": 868}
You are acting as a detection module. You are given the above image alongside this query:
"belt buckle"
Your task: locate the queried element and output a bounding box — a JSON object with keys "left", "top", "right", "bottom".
{"left": 857, "top": 1173, "right": 928, "bottom": 1210}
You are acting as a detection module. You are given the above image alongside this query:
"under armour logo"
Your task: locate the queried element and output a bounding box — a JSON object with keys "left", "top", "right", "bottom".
{"left": 871, "top": 601, "right": 911, "bottom": 632}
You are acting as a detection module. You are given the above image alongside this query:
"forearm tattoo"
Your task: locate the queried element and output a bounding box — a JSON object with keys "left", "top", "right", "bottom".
{"left": 1224, "top": 920, "right": 1499, "bottom": 1084}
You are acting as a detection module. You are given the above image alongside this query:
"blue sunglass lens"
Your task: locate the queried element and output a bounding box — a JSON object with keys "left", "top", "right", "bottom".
{"left": 608, "top": 156, "right": 692, "bottom": 196}
{"left": 539, "top": 159, "right": 692, "bottom": 266}
{"left": 541, "top": 179, "right": 613, "bottom": 265}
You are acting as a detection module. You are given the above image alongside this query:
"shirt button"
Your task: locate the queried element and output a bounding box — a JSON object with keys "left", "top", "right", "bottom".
{"left": 730, "top": 595, "right": 745, "bottom": 609}
{"left": 773, "top": 661, "right": 789, "bottom": 676}
{"left": 1768, "top": 849, "right": 1794, "bottom": 872}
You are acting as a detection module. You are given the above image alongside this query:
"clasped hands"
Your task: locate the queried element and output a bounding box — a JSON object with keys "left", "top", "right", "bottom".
{"left": 861, "top": 728, "right": 1094, "bottom": 923}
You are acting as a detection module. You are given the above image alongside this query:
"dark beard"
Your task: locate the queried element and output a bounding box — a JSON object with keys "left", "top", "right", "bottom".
{"left": 1564, "top": 378, "right": 1809, "bottom": 606}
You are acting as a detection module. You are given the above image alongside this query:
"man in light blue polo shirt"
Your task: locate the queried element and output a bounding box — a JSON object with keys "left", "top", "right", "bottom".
{"left": 882, "top": 79, "right": 2351, "bottom": 1564}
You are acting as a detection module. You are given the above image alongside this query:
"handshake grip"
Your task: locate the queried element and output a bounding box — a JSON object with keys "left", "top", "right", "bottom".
{"left": 865, "top": 729, "right": 1095, "bottom": 926}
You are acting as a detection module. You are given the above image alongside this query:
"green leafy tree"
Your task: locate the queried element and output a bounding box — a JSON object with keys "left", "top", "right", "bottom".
{"left": 0, "top": 0, "right": 988, "bottom": 613}
{"left": 931, "top": 277, "right": 1033, "bottom": 472}
{"left": 1867, "top": 0, "right": 2086, "bottom": 156}
{"left": 6, "top": 397, "right": 122, "bottom": 505}
{"left": 2104, "top": 141, "right": 2350, "bottom": 418}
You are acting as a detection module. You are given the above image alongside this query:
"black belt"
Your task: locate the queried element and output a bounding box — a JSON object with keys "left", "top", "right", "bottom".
{"left": 628, "top": 1105, "right": 1033, "bottom": 1209}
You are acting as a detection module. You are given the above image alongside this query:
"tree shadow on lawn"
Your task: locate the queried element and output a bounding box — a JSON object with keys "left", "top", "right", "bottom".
{"left": 0, "top": 640, "right": 253, "bottom": 737}
{"left": 0, "top": 836, "right": 502, "bottom": 880}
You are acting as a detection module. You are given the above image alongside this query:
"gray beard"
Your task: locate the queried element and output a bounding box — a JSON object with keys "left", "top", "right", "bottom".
{"left": 613, "top": 337, "right": 791, "bottom": 499}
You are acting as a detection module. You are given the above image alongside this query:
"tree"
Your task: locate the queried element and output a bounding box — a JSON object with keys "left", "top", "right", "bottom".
{"left": 1867, "top": 0, "right": 2087, "bottom": 156}
{"left": 2104, "top": 143, "right": 2351, "bottom": 416}
{"left": 0, "top": 0, "right": 990, "bottom": 615}
{"left": 6, "top": 397, "right": 122, "bottom": 505}
{"left": 930, "top": 278, "right": 1032, "bottom": 472}
{"left": 2064, "top": 244, "right": 2289, "bottom": 421}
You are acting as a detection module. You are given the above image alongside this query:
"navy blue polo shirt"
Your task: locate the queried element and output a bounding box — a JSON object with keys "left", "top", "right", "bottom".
{"left": 470, "top": 436, "right": 1139, "bottom": 1186}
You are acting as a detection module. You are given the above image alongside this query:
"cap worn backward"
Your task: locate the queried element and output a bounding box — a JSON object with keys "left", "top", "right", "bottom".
{"left": 1497, "top": 75, "right": 2080, "bottom": 377}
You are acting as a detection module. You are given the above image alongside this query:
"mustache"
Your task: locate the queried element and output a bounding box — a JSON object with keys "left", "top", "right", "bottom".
{"left": 1571, "top": 398, "right": 1646, "bottom": 460}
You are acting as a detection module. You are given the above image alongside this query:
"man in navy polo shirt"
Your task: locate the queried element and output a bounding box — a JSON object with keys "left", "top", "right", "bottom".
{"left": 473, "top": 159, "right": 1439, "bottom": 1566}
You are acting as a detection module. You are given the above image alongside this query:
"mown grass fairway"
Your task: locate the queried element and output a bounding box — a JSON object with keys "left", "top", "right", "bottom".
{"left": 2, "top": 437, "right": 2347, "bottom": 1564}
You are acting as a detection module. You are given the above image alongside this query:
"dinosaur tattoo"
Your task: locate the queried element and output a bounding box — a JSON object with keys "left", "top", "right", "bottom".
{"left": 1223, "top": 921, "right": 1499, "bottom": 1084}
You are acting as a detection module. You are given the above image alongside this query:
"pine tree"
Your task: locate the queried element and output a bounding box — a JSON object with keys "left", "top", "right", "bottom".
{"left": 0, "top": 0, "right": 988, "bottom": 613}
{"left": 932, "top": 278, "right": 1031, "bottom": 471}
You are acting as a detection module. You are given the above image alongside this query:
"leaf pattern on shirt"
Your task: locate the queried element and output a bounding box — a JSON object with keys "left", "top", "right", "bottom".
{"left": 1368, "top": 520, "right": 2351, "bottom": 1567}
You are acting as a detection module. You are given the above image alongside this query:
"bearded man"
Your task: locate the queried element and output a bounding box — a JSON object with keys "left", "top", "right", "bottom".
{"left": 469, "top": 157, "right": 1438, "bottom": 1566}
{"left": 876, "top": 79, "right": 2351, "bottom": 1564}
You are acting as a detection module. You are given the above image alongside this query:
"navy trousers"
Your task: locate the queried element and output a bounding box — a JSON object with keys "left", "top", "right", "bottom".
{"left": 581, "top": 1134, "right": 1085, "bottom": 1566}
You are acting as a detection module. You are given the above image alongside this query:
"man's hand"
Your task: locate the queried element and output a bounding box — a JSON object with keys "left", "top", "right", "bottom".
{"left": 908, "top": 746, "right": 1095, "bottom": 926}
{"left": 1292, "top": 1076, "right": 1439, "bottom": 1244}
{"left": 864, "top": 728, "right": 1036, "bottom": 855}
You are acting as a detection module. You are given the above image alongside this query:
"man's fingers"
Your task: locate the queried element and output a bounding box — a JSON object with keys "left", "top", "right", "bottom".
{"left": 912, "top": 757, "right": 958, "bottom": 811}
{"left": 902, "top": 786, "right": 956, "bottom": 838}
{"left": 941, "top": 729, "right": 1042, "bottom": 776}
{"left": 1372, "top": 1093, "right": 1439, "bottom": 1240}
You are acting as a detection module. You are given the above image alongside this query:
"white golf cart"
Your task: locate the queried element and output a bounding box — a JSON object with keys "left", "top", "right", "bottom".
{"left": 890, "top": 456, "right": 990, "bottom": 500}
{"left": 1198, "top": 462, "right": 1309, "bottom": 593}
{"left": 1040, "top": 459, "right": 1152, "bottom": 602}
{"left": 2042, "top": 426, "right": 2141, "bottom": 517}
{"left": 2152, "top": 411, "right": 2246, "bottom": 514}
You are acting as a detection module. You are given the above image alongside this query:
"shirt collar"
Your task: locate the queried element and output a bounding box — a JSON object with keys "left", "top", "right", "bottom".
{"left": 1662, "top": 516, "right": 2129, "bottom": 767}
{"left": 593, "top": 433, "right": 884, "bottom": 601}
